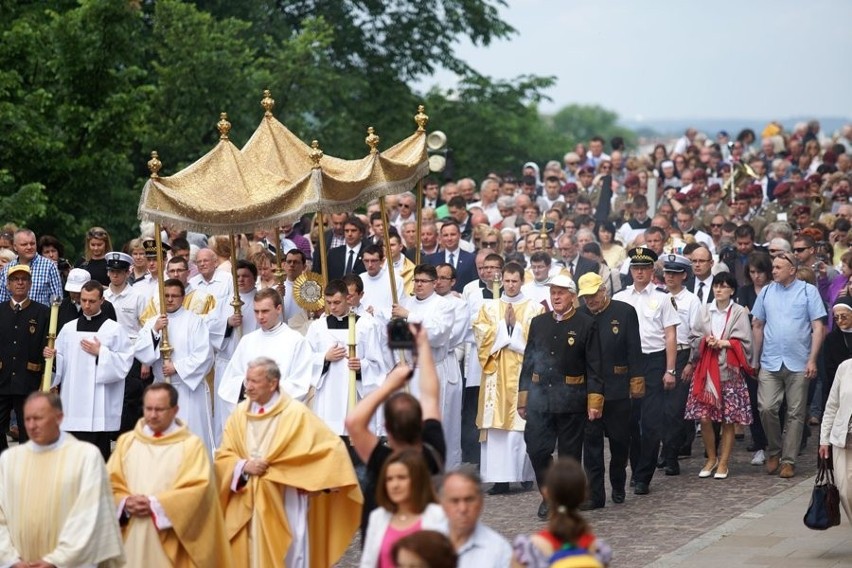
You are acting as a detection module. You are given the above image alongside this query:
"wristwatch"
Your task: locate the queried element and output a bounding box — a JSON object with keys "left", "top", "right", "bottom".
{"left": 666, "top": 369, "right": 676, "bottom": 376}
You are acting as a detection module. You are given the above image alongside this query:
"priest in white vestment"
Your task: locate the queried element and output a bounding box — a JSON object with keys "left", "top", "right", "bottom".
{"left": 218, "top": 288, "right": 313, "bottom": 419}
{"left": 51, "top": 281, "right": 134, "bottom": 460}
{"left": 212, "top": 261, "right": 259, "bottom": 445}
{"left": 135, "top": 279, "right": 215, "bottom": 452}
{"left": 359, "top": 244, "right": 404, "bottom": 315}
{"left": 305, "top": 280, "right": 385, "bottom": 435}
{"left": 433, "top": 265, "right": 472, "bottom": 470}
{"left": 388, "top": 265, "right": 463, "bottom": 468}
{"left": 473, "top": 263, "right": 540, "bottom": 492}
{"left": 0, "top": 392, "right": 125, "bottom": 567}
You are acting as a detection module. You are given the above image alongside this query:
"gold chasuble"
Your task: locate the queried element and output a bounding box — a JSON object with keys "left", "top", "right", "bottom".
{"left": 473, "top": 297, "right": 544, "bottom": 437}
{"left": 107, "top": 420, "right": 231, "bottom": 567}
{"left": 215, "top": 395, "right": 363, "bottom": 567}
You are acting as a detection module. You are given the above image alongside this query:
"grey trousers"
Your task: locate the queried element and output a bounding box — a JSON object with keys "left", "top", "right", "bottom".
{"left": 758, "top": 365, "right": 808, "bottom": 465}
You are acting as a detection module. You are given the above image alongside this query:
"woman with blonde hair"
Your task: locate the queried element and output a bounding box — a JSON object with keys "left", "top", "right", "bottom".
{"left": 75, "top": 226, "right": 112, "bottom": 285}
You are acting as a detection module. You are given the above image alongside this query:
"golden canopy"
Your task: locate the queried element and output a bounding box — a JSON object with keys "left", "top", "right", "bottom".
{"left": 138, "top": 95, "right": 429, "bottom": 234}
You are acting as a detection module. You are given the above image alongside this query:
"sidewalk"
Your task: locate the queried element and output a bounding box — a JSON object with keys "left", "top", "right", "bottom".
{"left": 648, "top": 476, "right": 852, "bottom": 567}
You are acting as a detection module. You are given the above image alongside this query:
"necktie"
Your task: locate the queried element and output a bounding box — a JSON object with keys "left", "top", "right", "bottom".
{"left": 569, "top": 261, "right": 574, "bottom": 273}
{"left": 697, "top": 282, "right": 705, "bottom": 302}
{"left": 153, "top": 432, "right": 163, "bottom": 438}
{"left": 449, "top": 252, "right": 455, "bottom": 268}
{"left": 14, "top": 303, "right": 21, "bottom": 313}
{"left": 345, "top": 250, "right": 355, "bottom": 274}
{"left": 258, "top": 407, "right": 265, "bottom": 414}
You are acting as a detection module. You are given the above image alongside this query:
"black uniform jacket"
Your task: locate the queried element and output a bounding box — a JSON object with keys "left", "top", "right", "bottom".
{"left": 518, "top": 309, "right": 602, "bottom": 413}
{"left": 581, "top": 298, "right": 645, "bottom": 401}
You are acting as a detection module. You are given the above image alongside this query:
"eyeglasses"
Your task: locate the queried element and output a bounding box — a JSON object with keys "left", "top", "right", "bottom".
{"left": 481, "top": 241, "right": 498, "bottom": 246}
{"left": 834, "top": 312, "right": 852, "bottom": 320}
{"left": 710, "top": 223, "right": 723, "bottom": 228}
{"left": 413, "top": 278, "right": 435, "bottom": 284}
{"left": 400, "top": 204, "right": 412, "bottom": 209}
{"left": 792, "top": 247, "right": 811, "bottom": 253}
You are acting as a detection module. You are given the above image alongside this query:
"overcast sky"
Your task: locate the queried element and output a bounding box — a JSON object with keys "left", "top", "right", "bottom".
{"left": 416, "top": 0, "right": 852, "bottom": 123}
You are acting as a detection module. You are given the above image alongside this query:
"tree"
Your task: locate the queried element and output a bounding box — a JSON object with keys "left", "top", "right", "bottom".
{"left": 423, "top": 73, "right": 568, "bottom": 179}
{"left": 0, "top": 0, "right": 574, "bottom": 255}
{"left": 548, "top": 104, "right": 637, "bottom": 151}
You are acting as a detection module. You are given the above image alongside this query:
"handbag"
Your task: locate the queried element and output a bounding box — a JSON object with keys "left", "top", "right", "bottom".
{"left": 803, "top": 455, "right": 842, "bottom": 530}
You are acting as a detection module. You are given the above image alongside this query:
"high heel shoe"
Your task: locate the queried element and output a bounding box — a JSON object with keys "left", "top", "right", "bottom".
{"left": 698, "top": 459, "right": 719, "bottom": 478}
{"left": 714, "top": 466, "right": 729, "bottom": 479}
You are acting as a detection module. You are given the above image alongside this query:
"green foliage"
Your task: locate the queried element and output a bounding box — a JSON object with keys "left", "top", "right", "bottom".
{"left": 0, "top": 0, "right": 635, "bottom": 257}
{"left": 423, "top": 73, "right": 569, "bottom": 178}
{"left": 548, "top": 103, "right": 637, "bottom": 150}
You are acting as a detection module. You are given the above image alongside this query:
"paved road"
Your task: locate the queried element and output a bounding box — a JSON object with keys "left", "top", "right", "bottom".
{"left": 337, "top": 425, "right": 819, "bottom": 567}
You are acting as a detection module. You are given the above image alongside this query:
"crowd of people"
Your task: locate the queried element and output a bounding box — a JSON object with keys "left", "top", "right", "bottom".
{"left": 0, "top": 119, "right": 851, "bottom": 566}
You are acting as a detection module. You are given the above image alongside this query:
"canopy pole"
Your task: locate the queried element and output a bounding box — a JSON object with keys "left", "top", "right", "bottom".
{"left": 228, "top": 233, "right": 243, "bottom": 335}
{"left": 272, "top": 227, "right": 285, "bottom": 288}
{"left": 379, "top": 197, "right": 400, "bottom": 305}
{"left": 415, "top": 179, "right": 423, "bottom": 266}
{"left": 315, "top": 212, "right": 330, "bottom": 315}
{"left": 154, "top": 223, "right": 172, "bottom": 384}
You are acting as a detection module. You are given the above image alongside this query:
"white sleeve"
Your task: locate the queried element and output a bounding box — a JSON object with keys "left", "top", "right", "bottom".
{"left": 94, "top": 324, "right": 134, "bottom": 385}
{"left": 171, "top": 318, "right": 213, "bottom": 391}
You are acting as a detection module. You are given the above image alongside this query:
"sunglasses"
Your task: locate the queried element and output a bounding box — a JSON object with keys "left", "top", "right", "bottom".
{"left": 87, "top": 229, "right": 108, "bottom": 239}
{"left": 792, "top": 247, "right": 811, "bottom": 253}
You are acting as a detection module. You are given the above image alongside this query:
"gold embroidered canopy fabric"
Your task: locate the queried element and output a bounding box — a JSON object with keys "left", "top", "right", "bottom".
{"left": 138, "top": 116, "right": 428, "bottom": 234}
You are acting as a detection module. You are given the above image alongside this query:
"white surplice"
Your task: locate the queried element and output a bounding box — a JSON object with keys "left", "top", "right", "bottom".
{"left": 55, "top": 316, "right": 134, "bottom": 432}
{"left": 135, "top": 307, "right": 215, "bottom": 451}
{"left": 217, "top": 323, "right": 314, "bottom": 416}
{"left": 360, "top": 268, "right": 404, "bottom": 314}
{"left": 212, "top": 289, "right": 259, "bottom": 446}
{"left": 305, "top": 313, "right": 385, "bottom": 435}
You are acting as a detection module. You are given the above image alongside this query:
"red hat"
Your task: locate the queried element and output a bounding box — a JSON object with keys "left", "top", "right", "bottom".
{"left": 624, "top": 174, "right": 640, "bottom": 187}
{"left": 792, "top": 205, "right": 812, "bottom": 217}
{"left": 687, "top": 187, "right": 703, "bottom": 200}
{"left": 833, "top": 189, "right": 849, "bottom": 200}
{"left": 773, "top": 182, "right": 792, "bottom": 197}
{"left": 806, "top": 174, "right": 822, "bottom": 185}
{"left": 692, "top": 169, "right": 707, "bottom": 181}
{"left": 793, "top": 181, "right": 808, "bottom": 193}
{"left": 734, "top": 188, "right": 751, "bottom": 201}
{"left": 707, "top": 183, "right": 722, "bottom": 194}
{"left": 672, "top": 192, "right": 688, "bottom": 203}
{"left": 561, "top": 182, "right": 578, "bottom": 195}
{"left": 747, "top": 183, "right": 762, "bottom": 195}
{"left": 578, "top": 165, "right": 595, "bottom": 175}
{"left": 823, "top": 150, "right": 838, "bottom": 165}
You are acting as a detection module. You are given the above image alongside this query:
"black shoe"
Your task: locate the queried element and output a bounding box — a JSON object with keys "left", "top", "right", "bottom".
{"left": 487, "top": 482, "right": 510, "bottom": 496}
{"left": 664, "top": 461, "right": 680, "bottom": 476}
{"left": 537, "top": 500, "right": 549, "bottom": 520}
{"left": 634, "top": 482, "right": 650, "bottom": 495}
{"left": 678, "top": 446, "right": 692, "bottom": 458}
{"left": 612, "top": 491, "right": 625, "bottom": 504}
{"left": 520, "top": 480, "right": 535, "bottom": 491}
{"left": 579, "top": 500, "right": 604, "bottom": 511}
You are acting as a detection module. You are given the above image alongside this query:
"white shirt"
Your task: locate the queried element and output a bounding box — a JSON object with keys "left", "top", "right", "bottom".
{"left": 670, "top": 287, "right": 701, "bottom": 346}
{"left": 613, "top": 284, "right": 679, "bottom": 353}
{"left": 450, "top": 522, "right": 513, "bottom": 568}
{"left": 104, "top": 283, "right": 146, "bottom": 340}
{"left": 693, "top": 274, "right": 714, "bottom": 303}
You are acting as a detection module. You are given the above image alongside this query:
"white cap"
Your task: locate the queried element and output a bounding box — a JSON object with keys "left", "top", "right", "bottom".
{"left": 545, "top": 274, "right": 577, "bottom": 292}
{"left": 65, "top": 268, "right": 92, "bottom": 292}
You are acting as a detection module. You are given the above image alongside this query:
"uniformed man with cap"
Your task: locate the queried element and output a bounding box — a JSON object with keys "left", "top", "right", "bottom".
{"left": 578, "top": 272, "right": 643, "bottom": 508}
{"left": 103, "top": 252, "right": 149, "bottom": 433}
{"left": 612, "top": 247, "right": 679, "bottom": 496}
{"left": 659, "top": 253, "right": 702, "bottom": 475}
{"left": 0, "top": 265, "right": 49, "bottom": 452}
{"left": 518, "top": 274, "right": 602, "bottom": 519}
{"left": 131, "top": 238, "right": 170, "bottom": 302}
